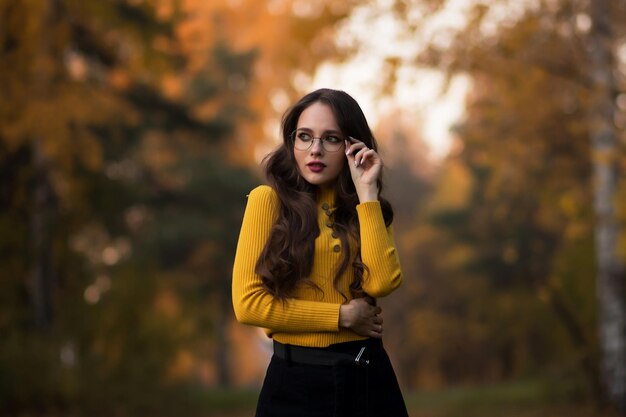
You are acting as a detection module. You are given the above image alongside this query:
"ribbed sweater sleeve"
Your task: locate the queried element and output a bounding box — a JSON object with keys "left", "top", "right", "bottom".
{"left": 231, "top": 185, "right": 340, "bottom": 333}
{"left": 357, "top": 201, "right": 403, "bottom": 297}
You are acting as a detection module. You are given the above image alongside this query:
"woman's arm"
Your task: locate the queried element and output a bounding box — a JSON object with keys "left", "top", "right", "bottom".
{"left": 232, "top": 185, "right": 341, "bottom": 332}
{"left": 344, "top": 137, "right": 403, "bottom": 298}
{"left": 357, "top": 201, "right": 403, "bottom": 298}
{"left": 233, "top": 185, "right": 386, "bottom": 338}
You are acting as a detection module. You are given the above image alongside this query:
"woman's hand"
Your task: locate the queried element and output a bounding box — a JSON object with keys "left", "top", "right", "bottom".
{"left": 339, "top": 297, "right": 384, "bottom": 339}
{"left": 345, "top": 137, "right": 382, "bottom": 202}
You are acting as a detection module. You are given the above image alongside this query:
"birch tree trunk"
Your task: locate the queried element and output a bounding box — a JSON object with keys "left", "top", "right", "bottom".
{"left": 588, "top": 0, "right": 626, "bottom": 412}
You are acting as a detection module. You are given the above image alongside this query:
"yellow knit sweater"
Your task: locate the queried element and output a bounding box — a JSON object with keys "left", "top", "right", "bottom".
{"left": 232, "top": 185, "right": 403, "bottom": 348}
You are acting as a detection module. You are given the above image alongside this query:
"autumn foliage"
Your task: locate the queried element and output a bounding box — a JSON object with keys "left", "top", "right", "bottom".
{"left": 1, "top": 0, "right": 625, "bottom": 415}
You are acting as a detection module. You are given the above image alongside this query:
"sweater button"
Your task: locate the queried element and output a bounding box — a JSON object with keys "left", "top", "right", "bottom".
{"left": 333, "top": 244, "right": 341, "bottom": 253}
{"left": 331, "top": 232, "right": 338, "bottom": 239}
{"left": 326, "top": 221, "right": 334, "bottom": 228}
{"left": 325, "top": 210, "right": 332, "bottom": 216}
{"left": 321, "top": 203, "right": 329, "bottom": 210}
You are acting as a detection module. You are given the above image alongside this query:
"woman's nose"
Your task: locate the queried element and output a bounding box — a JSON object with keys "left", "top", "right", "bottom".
{"left": 309, "top": 138, "right": 324, "bottom": 154}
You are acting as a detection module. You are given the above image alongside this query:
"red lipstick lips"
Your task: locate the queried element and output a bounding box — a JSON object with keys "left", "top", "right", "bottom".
{"left": 307, "top": 161, "right": 326, "bottom": 173}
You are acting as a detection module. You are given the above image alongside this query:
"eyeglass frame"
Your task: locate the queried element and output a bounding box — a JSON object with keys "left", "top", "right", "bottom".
{"left": 290, "top": 129, "right": 346, "bottom": 152}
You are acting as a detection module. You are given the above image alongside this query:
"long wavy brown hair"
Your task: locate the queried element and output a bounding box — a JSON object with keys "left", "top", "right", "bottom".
{"left": 255, "top": 88, "right": 394, "bottom": 300}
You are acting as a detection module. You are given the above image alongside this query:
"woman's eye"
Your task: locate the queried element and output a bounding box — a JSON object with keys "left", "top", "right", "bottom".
{"left": 325, "top": 135, "right": 342, "bottom": 143}
{"left": 297, "top": 132, "right": 312, "bottom": 141}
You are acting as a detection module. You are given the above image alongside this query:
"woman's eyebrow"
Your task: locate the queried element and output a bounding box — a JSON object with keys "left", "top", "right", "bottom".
{"left": 296, "top": 127, "right": 343, "bottom": 134}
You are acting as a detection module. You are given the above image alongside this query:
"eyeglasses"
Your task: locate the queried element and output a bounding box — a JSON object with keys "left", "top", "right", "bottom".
{"left": 291, "top": 130, "right": 345, "bottom": 152}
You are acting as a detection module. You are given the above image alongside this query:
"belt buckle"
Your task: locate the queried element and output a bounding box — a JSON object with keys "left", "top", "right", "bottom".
{"left": 354, "top": 346, "right": 369, "bottom": 366}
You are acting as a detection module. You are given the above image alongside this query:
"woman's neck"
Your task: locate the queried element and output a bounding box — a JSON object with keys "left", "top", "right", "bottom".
{"left": 317, "top": 186, "right": 335, "bottom": 205}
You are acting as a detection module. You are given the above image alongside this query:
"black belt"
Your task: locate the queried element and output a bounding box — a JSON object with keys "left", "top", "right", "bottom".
{"left": 273, "top": 340, "right": 371, "bottom": 367}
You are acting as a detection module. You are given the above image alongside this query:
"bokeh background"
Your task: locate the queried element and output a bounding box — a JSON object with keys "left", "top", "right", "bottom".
{"left": 2, "top": 0, "right": 626, "bottom": 416}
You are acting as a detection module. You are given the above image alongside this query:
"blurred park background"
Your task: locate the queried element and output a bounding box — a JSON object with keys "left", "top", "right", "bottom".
{"left": 2, "top": 0, "right": 626, "bottom": 416}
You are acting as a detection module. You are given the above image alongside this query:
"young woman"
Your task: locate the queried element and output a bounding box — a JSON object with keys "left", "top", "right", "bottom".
{"left": 232, "top": 88, "right": 408, "bottom": 417}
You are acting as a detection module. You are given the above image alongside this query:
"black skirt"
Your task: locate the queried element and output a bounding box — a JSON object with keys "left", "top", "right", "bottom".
{"left": 255, "top": 338, "right": 408, "bottom": 417}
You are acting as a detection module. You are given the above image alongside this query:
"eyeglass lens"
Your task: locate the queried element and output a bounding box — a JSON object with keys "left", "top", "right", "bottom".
{"left": 292, "top": 130, "right": 344, "bottom": 152}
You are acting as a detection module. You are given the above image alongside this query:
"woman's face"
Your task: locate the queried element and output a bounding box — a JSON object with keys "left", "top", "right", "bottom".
{"left": 293, "top": 102, "right": 346, "bottom": 188}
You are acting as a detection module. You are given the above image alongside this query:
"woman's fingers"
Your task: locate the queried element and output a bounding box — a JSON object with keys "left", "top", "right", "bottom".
{"left": 345, "top": 135, "right": 365, "bottom": 150}
{"left": 345, "top": 137, "right": 366, "bottom": 153}
{"left": 345, "top": 137, "right": 374, "bottom": 167}
{"left": 372, "top": 315, "right": 383, "bottom": 331}
{"left": 369, "top": 322, "right": 383, "bottom": 338}
{"left": 342, "top": 297, "right": 384, "bottom": 338}
{"left": 354, "top": 149, "right": 373, "bottom": 167}
{"left": 369, "top": 311, "right": 384, "bottom": 338}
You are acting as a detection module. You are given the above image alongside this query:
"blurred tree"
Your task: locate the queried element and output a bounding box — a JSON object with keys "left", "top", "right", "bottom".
{"left": 587, "top": 0, "right": 626, "bottom": 411}
{"left": 0, "top": 0, "right": 257, "bottom": 412}
{"left": 373, "top": 108, "right": 434, "bottom": 385}
{"left": 174, "top": 0, "right": 355, "bottom": 163}
{"left": 1, "top": 0, "right": 365, "bottom": 413}
{"left": 375, "top": 0, "right": 625, "bottom": 407}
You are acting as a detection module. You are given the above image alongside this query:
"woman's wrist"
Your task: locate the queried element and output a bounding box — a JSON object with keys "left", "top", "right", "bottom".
{"left": 356, "top": 185, "right": 379, "bottom": 203}
{"left": 339, "top": 304, "right": 353, "bottom": 328}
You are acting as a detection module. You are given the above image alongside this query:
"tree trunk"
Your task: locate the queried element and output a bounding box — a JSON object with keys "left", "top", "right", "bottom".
{"left": 26, "top": 0, "right": 63, "bottom": 330}
{"left": 543, "top": 287, "right": 604, "bottom": 404}
{"left": 29, "top": 141, "right": 55, "bottom": 329}
{"left": 214, "top": 277, "right": 232, "bottom": 387}
{"left": 588, "top": 0, "right": 626, "bottom": 412}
